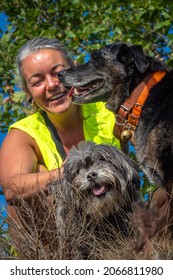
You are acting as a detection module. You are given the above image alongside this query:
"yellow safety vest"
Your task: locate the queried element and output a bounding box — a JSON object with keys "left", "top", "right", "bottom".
{"left": 9, "top": 102, "right": 120, "bottom": 170}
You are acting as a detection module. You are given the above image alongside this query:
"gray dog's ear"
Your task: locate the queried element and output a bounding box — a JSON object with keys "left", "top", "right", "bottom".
{"left": 118, "top": 44, "right": 150, "bottom": 73}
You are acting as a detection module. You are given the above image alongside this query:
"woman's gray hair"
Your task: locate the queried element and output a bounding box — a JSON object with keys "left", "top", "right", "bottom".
{"left": 16, "top": 37, "right": 74, "bottom": 90}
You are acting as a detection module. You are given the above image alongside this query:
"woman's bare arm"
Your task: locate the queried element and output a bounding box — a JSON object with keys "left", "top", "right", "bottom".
{"left": 0, "top": 129, "right": 63, "bottom": 204}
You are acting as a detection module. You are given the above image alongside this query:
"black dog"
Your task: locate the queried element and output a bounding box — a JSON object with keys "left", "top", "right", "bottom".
{"left": 58, "top": 42, "right": 173, "bottom": 232}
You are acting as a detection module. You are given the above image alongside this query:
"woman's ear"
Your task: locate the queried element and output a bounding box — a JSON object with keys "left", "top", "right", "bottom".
{"left": 27, "top": 96, "right": 33, "bottom": 104}
{"left": 25, "top": 91, "right": 33, "bottom": 104}
{"left": 26, "top": 94, "right": 33, "bottom": 104}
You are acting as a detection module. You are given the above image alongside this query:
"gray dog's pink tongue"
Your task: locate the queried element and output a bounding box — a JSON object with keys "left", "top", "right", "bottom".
{"left": 93, "top": 185, "right": 107, "bottom": 196}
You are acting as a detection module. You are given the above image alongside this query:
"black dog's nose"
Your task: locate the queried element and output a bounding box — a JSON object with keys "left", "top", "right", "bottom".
{"left": 87, "top": 172, "right": 97, "bottom": 181}
{"left": 57, "top": 70, "right": 65, "bottom": 80}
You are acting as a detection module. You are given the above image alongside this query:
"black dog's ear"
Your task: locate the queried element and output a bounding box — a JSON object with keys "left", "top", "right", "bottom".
{"left": 128, "top": 44, "right": 150, "bottom": 73}
{"left": 118, "top": 44, "right": 150, "bottom": 73}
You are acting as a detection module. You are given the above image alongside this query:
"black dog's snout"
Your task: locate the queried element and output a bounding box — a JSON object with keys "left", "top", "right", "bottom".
{"left": 57, "top": 70, "right": 71, "bottom": 89}
{"left": 57, "top": 70, "right": 65, "bottom": 80}
{"left": 87, "top": 172, "right": 97, "bottom": 181}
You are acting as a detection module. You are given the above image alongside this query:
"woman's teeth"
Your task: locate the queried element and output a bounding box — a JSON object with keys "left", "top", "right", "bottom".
{"left": 48, "top": 92, "right": 68, "bottom": 108}
{"left": 49, "top": 93, "right": 64, "bottom": 101}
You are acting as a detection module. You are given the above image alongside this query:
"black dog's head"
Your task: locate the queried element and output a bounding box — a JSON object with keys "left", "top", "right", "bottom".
{"left": 58, "top": 42, "right": 166, "bottom": 113}
{"left": 62, "top": 141, "right": 140, "bottom": 218}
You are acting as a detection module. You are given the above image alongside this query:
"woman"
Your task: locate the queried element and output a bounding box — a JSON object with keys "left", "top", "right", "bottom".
{"left": 0, "top": 38, "right": 120, "bottom": 222}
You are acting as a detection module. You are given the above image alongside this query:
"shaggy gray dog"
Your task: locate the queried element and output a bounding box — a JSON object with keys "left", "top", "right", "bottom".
{"left": 50, "top": 141, "right": 141, "bottom": 257}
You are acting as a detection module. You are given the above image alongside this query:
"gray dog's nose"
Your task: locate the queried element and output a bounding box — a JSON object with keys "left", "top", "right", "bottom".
{"left": 87, "top": 172, "right": 97, "bottom": 181}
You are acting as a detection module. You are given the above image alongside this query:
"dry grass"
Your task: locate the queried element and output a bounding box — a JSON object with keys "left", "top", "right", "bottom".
{"left": 0, "top": 185, "right": 173, "bottom": 260}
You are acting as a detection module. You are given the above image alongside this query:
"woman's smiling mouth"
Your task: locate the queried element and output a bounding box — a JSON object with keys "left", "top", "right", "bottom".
{"left": 48, "top": 91, "right": 68, "bottom": 101}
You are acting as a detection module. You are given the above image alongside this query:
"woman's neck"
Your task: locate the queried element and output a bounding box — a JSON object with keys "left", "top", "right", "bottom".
{"left": 46, "top": 104, "right": 82, "bottom": 133}
{"left": 45, "top": 104, "right": 84, "bottom": 152}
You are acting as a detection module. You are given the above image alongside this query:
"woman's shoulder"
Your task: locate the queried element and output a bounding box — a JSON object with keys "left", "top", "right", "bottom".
{"left": 9, "top": 111, "right": 43, "bottom": 130}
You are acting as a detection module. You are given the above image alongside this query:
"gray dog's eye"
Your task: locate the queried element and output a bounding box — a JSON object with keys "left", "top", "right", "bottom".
{"left": 74, "top": 162, "right": 82, "bottom": 175}
{"left": 97, "top": 155, "right": 106, "bottom": 162}
{"left": 75, "top": 168, "right": 80, "bottom": 175}
{"left": 84, "top": 155, "right": 93, "bottom": 168}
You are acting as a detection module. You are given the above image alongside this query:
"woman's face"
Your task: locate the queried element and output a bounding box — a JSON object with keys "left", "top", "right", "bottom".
{"left": 21, "top": 48, "right": 72, "bottom": 114}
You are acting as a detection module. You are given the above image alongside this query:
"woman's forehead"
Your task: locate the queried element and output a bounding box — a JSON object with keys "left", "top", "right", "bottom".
{"left": 21, "top": 49, "right": 70, "bottom": 77}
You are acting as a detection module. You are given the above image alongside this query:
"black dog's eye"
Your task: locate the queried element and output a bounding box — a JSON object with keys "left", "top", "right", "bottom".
{"left": 91, "top": 51, "right": 102, "bottom": 60}
{"left": 91, "top": 57, "right": 105, "bottom": 69}
{"left": 118, "top": 52, "right": 133, "bottom": 65}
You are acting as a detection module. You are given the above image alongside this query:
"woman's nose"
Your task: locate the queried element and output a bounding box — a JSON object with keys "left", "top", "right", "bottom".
{"left": 46, "top": 75, "right": 60, "bottom": 89}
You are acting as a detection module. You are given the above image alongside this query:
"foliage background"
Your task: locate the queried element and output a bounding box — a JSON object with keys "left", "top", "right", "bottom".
{"left": 0, "top": 0, "right": 173, "bottom": 132}
{"left": 0, "top": 0, "right": 173, "bottom": 256}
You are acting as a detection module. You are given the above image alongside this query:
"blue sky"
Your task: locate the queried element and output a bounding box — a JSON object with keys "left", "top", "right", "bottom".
{"left": 0, "top": 11, "right": 8, "bottom": 145}
{"left": 0, "top": 11, "right": 8, "bottom": 146}
{"left": 0, "top": 12, "right": 9, "bottom": 213}
{"left": 0, "top": 11, "right": 9, "bottom": 33}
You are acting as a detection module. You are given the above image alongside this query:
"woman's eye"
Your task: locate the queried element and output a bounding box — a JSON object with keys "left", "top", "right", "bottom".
{"left": 54, "top": 72, "right": 60, "bottom": 77}
{"left": 32, "top": 79, "right": 43, "bottom": 86}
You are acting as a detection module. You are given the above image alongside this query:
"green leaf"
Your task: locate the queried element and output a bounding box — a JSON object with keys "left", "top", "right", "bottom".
{"left": 155, "top": 20, "right": 171, "bottom": 30}
{"left": 12, "top": 91, "right": 25, "bottom": 103}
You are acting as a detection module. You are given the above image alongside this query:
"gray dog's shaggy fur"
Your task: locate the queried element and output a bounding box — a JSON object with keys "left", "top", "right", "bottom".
{"left": 50, "top": 141, "right": 141, "bottom": 257}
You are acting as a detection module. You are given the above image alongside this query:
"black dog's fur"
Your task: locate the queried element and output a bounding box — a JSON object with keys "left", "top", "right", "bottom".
{"left": 58, "top": 42, "right": 173, "bottom": 231}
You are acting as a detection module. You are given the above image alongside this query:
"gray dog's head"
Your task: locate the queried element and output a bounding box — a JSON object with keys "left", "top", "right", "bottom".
{"left": 63, "top": 141, "right": 140, "bottom": 218}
